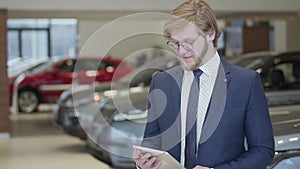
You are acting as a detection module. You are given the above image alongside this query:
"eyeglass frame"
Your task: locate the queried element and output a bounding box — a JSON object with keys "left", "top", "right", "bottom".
{"left": 166, "top": 34, "right": 203, "bottom": 51}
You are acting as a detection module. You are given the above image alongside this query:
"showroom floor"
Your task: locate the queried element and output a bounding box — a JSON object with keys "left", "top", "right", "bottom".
{"left": 0, "top": 105, "right": 113, "bottom": 169}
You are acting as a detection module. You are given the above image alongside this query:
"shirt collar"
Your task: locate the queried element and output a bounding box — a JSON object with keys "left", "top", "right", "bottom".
{"left": 199, "top": 51, "right": 220, "bottom": 76}
{"left": 183, "top": 51, "right": 220, "bottom": 77}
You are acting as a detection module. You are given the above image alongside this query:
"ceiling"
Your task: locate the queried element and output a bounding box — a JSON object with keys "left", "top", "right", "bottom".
{"left": 1, "top": 0, "right": 300, "bottom": 21}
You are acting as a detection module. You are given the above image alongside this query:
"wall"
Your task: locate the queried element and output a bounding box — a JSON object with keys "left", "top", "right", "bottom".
{"left": 243, "top": 26, "right": 269, "bottom": 53}
{"left": 78, "top": 14, "right": 169, "bottom": 59}
{"left": 286, "top": 19, "right": 300, "bottom": 51}
{"left": 274, "top": 21, "right": 287, "bottom": 51}
{"left": 274, "top": 19, "right": 300, "bottom": 51}
{"left": 0, "top": 9, "right": 10, "bottom": 138}
{"left": 1, "top": 0, "right": 300, "bottom": 12}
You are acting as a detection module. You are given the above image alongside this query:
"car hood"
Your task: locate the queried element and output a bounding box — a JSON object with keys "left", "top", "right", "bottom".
{"left": 270, "top": 104, "right": 300, "bottom": 151}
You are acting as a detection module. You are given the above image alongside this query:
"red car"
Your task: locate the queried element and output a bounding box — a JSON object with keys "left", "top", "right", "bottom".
{"left": 9, "top": 56, "right": 133, "bottom": 113}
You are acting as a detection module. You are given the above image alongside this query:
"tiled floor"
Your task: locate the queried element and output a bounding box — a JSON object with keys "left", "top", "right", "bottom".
{"left": 0, "top": 105, "right": 113, "bottom": 169}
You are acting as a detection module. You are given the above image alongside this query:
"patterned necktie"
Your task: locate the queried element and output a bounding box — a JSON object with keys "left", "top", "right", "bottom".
{"left": 185, "top": 69, "right": 203, "bottom": 169}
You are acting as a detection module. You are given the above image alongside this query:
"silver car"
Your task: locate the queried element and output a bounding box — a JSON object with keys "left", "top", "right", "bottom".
{"left": 231, "top": 51, "right": 300, "bottom": 106}
{"left": 87, "top": 97, "right": 300, "bottom": 168}
{"left": 84, "top": 87, "right": 148, "bottom": 167}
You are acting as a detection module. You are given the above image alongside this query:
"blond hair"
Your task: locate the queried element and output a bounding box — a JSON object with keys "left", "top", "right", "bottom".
{"left": 164, "top": 0, "right": 220, "bottom": 48}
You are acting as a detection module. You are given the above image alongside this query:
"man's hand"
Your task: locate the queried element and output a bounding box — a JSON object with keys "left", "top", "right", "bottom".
{"left": 133, "top": 149, "right": 162, "bottom": 169}
{"left": 193, "top": 166, "right": 211, "bottom": 169}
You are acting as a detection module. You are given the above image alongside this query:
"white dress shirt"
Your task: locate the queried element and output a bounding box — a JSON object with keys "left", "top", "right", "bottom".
{"left": 180, "top": 52, "right": 220, "bottom": 165}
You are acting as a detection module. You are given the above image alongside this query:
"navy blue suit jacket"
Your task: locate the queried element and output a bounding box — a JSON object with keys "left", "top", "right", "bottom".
{"left": 142, "top": 59, "right": 275, "bottom": 169}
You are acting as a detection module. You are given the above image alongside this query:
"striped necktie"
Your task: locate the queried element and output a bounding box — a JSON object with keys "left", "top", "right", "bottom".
{"left": 185, "top": 69, "right": 203, "bottom": 169}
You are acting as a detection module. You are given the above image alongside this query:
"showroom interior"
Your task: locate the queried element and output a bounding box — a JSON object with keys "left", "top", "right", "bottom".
{"left": 1, "top": 0, "right": 300, "bottom": 169}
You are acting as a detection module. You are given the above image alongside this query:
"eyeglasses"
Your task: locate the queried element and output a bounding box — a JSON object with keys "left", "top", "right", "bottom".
{"left": 167, "top": 35, "right": 201, "bottom": 51}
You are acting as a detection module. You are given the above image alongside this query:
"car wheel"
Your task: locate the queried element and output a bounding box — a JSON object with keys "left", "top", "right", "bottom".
{"left": 18, "top": 90, "right": 39, "bottom": 113}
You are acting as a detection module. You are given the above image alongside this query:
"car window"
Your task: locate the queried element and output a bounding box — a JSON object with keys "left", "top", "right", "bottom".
{"left": 30, "top": 62, "right": 54, "bottom": 74}
{"left": 75, "top": 59, "right": 100, "bottom": 71}
{"left": 234, "top": 55, "right": 272, "bottom": 69}
{"left": 98, "top": 62, "right": 107, "bottom": 70}
{"left": 269, "top": 61, "right": 300, "bottom": 90}
{"left": 272, "top": 156, "right": 300, "bottom": 169}
{"left": 118, "top": 55, "right": 179, "bottom": 85}
{"left": 27, "top": 62, "right": 47, "bottom": 72}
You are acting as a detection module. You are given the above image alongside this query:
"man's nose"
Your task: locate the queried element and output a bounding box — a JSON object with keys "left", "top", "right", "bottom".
{"left": 177, "top": 45, "right": 188, "bottom": 56}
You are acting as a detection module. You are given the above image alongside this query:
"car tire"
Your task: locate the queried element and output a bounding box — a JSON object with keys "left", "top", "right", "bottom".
{"left": 18, "top": 89, "right": 39, "bottom": 113}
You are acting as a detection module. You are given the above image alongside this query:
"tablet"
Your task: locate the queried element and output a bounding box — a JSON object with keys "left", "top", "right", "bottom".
{"left": 133, "top": 145, "right": 184, "bottom": 169}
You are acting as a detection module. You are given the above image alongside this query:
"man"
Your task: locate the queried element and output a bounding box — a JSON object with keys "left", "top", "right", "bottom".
{"left": 133, "top": 0, "right": 274, "bottom": 169}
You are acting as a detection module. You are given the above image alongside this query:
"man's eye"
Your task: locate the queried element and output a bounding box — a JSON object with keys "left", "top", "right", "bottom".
{"left": 184, "top": 41, "right": 193, "bottom": 45}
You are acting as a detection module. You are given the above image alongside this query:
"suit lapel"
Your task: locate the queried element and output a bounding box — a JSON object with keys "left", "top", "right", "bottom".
{"left": 169, "top": 66, "right": 184, "bottom": 142}
{"left": 200, "top": 60, "right": 231, "bottom": 144}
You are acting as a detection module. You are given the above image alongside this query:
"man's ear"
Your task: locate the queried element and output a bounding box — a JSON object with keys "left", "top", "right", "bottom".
{"left": 207, "top": 30, "right": 215, "bottom": 42}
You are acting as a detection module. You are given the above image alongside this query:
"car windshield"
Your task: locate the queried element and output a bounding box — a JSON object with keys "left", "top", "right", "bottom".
{"left": 30, "top": 61, "right": 55, "bottom": 74}
{"left": 27, "top": 62, "right": 48, "bottom": 72}
{"left": 118, "top": 55, "right": 178, "bottom": 87}
{"left": 234, "top": 55, "right": 272, "bottom": 70}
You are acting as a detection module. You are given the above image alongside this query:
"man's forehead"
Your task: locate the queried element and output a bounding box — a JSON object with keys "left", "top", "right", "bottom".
{"left": 170, "top": 24, "right": 204, "bottom": 40}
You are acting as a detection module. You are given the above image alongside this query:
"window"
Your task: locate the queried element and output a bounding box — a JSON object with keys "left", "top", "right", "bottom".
{"left": 50, "top": 19, "right": 78, "bottom": 57}
{"left": 21, "top": 29, "right": 49, "bottom": 59}
{"left": 7, "top": 30, "right": 19, "bottom": 60}
{"left": 7, "top": 18, "right": 78, "bottom": 61}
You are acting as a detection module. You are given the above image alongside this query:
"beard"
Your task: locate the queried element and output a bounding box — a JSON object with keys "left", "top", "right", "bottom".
{"left": 180, "top": 55, "right": 201, "bottom": 71}
{"left": 180, "top": 46, "right": 208, "bottom": 71}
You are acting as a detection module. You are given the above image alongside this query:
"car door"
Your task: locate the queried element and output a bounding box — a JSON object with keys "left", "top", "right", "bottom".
{"left": 39, "top": 59, "right": 75, "bottom": 102}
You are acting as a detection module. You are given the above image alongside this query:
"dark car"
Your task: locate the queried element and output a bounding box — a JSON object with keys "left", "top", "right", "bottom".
{"left": 10, "top": 56, "right": 132, "bottom": 113}
{"left": 230, "top": 51, "right": 300, "bottom": 106}
{"left": 53, "top": 54, "right": 179, "bottom": 139}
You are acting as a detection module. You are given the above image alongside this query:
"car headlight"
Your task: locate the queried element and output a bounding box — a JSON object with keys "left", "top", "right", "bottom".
{"left": 64, "top": 97, "right": 74, "bottom": 108}
{"left": 113, "top": 109, "right": 148, "bottom": 122}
